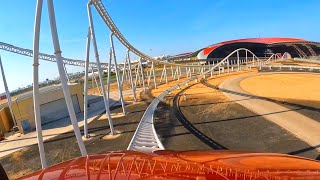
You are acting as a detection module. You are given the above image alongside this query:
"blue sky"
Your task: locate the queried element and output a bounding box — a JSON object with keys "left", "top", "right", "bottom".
{"left": 0, "top": 0, "right": 319, "bottom": 92}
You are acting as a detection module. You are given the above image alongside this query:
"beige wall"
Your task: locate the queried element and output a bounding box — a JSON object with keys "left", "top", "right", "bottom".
{"left": 9, "top": 83, "right": 83, "bottom": 134}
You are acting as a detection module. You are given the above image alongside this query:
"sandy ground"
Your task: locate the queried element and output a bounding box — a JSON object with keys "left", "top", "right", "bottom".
{"left": 240, "top": 73, "right": 320, "bottom": 108}
{"left": 220, "top": 72, "right": 320, "bottom": 156}
{"left": 3, "top": 69, "right": 320, "bottom": 178}
{"left": 0, "top": 101, "right": 148, "bottom": 179}
{"left": 0, "top": 82, "right": 147, "bottom": 179}
{"left": 154, "top": 70, "right": 319, "bottom": 159}
{"left": 0, "top": 73, "right": 188, "bottom": 179}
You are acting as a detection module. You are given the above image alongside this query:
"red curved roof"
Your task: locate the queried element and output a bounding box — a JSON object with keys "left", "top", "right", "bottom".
{"left": 202, "top": 37, "right": 307, "bottom": 56}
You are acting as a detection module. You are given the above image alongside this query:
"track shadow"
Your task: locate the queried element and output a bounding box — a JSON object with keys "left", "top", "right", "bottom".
{"left": 172, "top": 84, "right": 227, "bottom": 150}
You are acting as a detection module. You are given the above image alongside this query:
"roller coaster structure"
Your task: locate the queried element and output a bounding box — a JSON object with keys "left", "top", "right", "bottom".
{"left": 1, "top": 1, "right": 308, "bottom": 177}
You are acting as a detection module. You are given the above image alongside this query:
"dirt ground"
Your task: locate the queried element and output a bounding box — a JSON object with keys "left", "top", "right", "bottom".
{"left": 240, "top": 73, "right": 320, "bottom": 108}
{"left": 154, "top": 70, "right": 319, "bottom": 159}
{"left": 3, "top": 70, "right": 320, "bottom": 179}
{"left": 0, "top": 91, "right": 148, "bottom": 179}
{"left": 0, "top": 73, "right": 188, "bottom": 179}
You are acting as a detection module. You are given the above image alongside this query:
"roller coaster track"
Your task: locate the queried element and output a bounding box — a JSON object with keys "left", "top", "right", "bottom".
{"left": 91, "top": 0, "right": 261, "bottom": 68}
{"left": 127, "top": 48, "right": 266, "bottom": 152}
{"left": 0, "top": 41, "right": 111, "bottom": 69}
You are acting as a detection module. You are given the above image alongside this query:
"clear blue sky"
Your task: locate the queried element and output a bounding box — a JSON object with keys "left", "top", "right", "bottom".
{"left": 0, "top": 0, "right": 319, "bottom": 92}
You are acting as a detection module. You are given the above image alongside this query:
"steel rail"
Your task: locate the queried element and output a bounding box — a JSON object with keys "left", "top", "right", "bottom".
{"left": 127, "top": 48, "right": 259, "bottom": 152}
{"left": 260, "top": 64, "right": 320, "bottom": 70}
{"left": 0, "top": 41, "right": 112, "bottom": 69}
{"left": 90, "top": 0, "right": 263, "bottom": 68}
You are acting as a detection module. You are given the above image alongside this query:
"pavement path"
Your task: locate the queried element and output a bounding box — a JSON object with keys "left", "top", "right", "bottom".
{"left": 220, "top": 72, "right": 320, "bottom": 151}
{"left": 0, "top": 88, "right": 142, "bottom": 158}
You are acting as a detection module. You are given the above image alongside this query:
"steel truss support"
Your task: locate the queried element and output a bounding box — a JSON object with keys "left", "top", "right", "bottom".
{"left": 170, "top": 65, "right": 173, "bottom": 79}
{"left": 121, "top": 56, "right": 128, "bottom": 88}
{"left": 32, "top": 0, "right": 47, "bottom": 168}
{"left": 159, "top": 66, "right": 165, "bottom": 83}
{"left": 227, "top": 58, "right": 230, "bottom": 73}
{"left": 63, "top": 63, "right": 70, "bottom": 83}
{"left": 87, "top": 2, "right": 115, "bottom": 135}
{"left": 110, "top": 34, "right": 126, "bottom": 115}
{"left": 164, "top": 65, "right": 168, "bottom": 84}
{"left": 48, "top": 0, "right": 87, "bottom": 155}
{"left": 152, "top": 62, "right": 157, "bottom": 88}
{"left": 127, "top": 50, "right": 137, "bottom": 102}
{"left": 0, "top": 57, "right": 17, "bottom": 131}
{"left": 107, "top": 48, "right": 112, "bottom": 100}
{"left": 237, "top": 50, "right": 240, "bottom": 71}
{"left": 83, "top": 28, "right": 91, "bottom": 139}
{"left": 147, "top": 69, "right": 151, "bottom": 86}
{"left": 91, "top": 67, "right": 101, "bottom": 95}
{"left": 245, "top": 50, "right": 248, "bottom": 66}
{"left": 138, "top": 58, "right": 146, "bottom": 92}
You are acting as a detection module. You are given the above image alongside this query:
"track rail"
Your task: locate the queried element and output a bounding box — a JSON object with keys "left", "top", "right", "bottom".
{"left": 91, "top": 0, "right": 263, "bottom": 68}
{"left": 0, "top": 41, "right": 112, "bottom": 69}
{"left": 260, "top": 64, "right": 320, "bottom": 72}
{"left": 127, "top": 48, "right": 260, "bottom": 151}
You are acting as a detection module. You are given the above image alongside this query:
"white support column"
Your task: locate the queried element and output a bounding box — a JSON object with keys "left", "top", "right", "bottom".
{"left": 170, "top": 65, "right": 174, "bottom": 79}
{"left": 87, "top": 2, "right": 115, "bottom": 135}
{"left": 0, "top": 58, "right": 16, "bottom": 128}
{"left": 91, "top": 67, "right": 101, "bottom": 95}
{"left": 152, "top": 62, "right": 157, "bottom": 89}
{"left": 110, "top": 34, "right": 126, "bottom": 115}
{"left": 126, "top": 51, "right": 136, "bottom": 102}
{"left": 147, "top": 69, "right": 151, "bottom": 87}
{"left": 164, "top": 65, "right": 168, "bottom": 84}
{"left": 176, "top": 66, "right": 180, "bottom": 81}
{"left": 107, "top": 49, "right": 112, "bottom": 100}
{"left": 245, "top": 50, "right": 248, "bottom": 67}
{"left": 253, "top": 55, "right": 255, "bottom": 66}
{"left": 185, "top": 67, "right": 188, "bottom": 78}
{"left": 48, "top": 0, "right": 87, "bottom": 155}
{"left": 121, "top": 56, "right": 128, "bottom": 88}
{"left": 159, "top": 65, "right": 165, "bottom": 83}
{"left": 237, "top": 50, "right": 240, "bottom": 71}
{"left": 91, "top": 68, "right": 95, "bottom": 94}
{"left": 139, "top": 58, "right": 146, "bottom": 92}
{"left": 63, "top": 63, "right": 70, "bottom": 83}
{"left": 202, "top": 66, "right": 205, "bottom": 79}
{"left": 31, "top": 0, "right": 47, "bottom": 168}
{"left": 83, "top": 28, "right": 91, "bottom": 139}
{"left": 227, "top": 58, "right": 230, "bottom": 73}
{"left": 135, "top": 66, "right": 139, "bottom": 87}
{"left": 136, "top": 64, "right": 142, "bottom": 86}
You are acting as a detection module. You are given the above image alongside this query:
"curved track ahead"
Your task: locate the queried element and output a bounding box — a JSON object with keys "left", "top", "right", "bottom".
{"left": 172, "top": 84, "right": 227, "bottom": 150}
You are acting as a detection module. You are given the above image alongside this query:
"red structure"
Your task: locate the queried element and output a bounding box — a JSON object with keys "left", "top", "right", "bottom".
{"left": 19, "top": 150, "right": 320, "bottom": 179}
{"left": 197, "top": 37, "right": 320, "bottom": 59}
